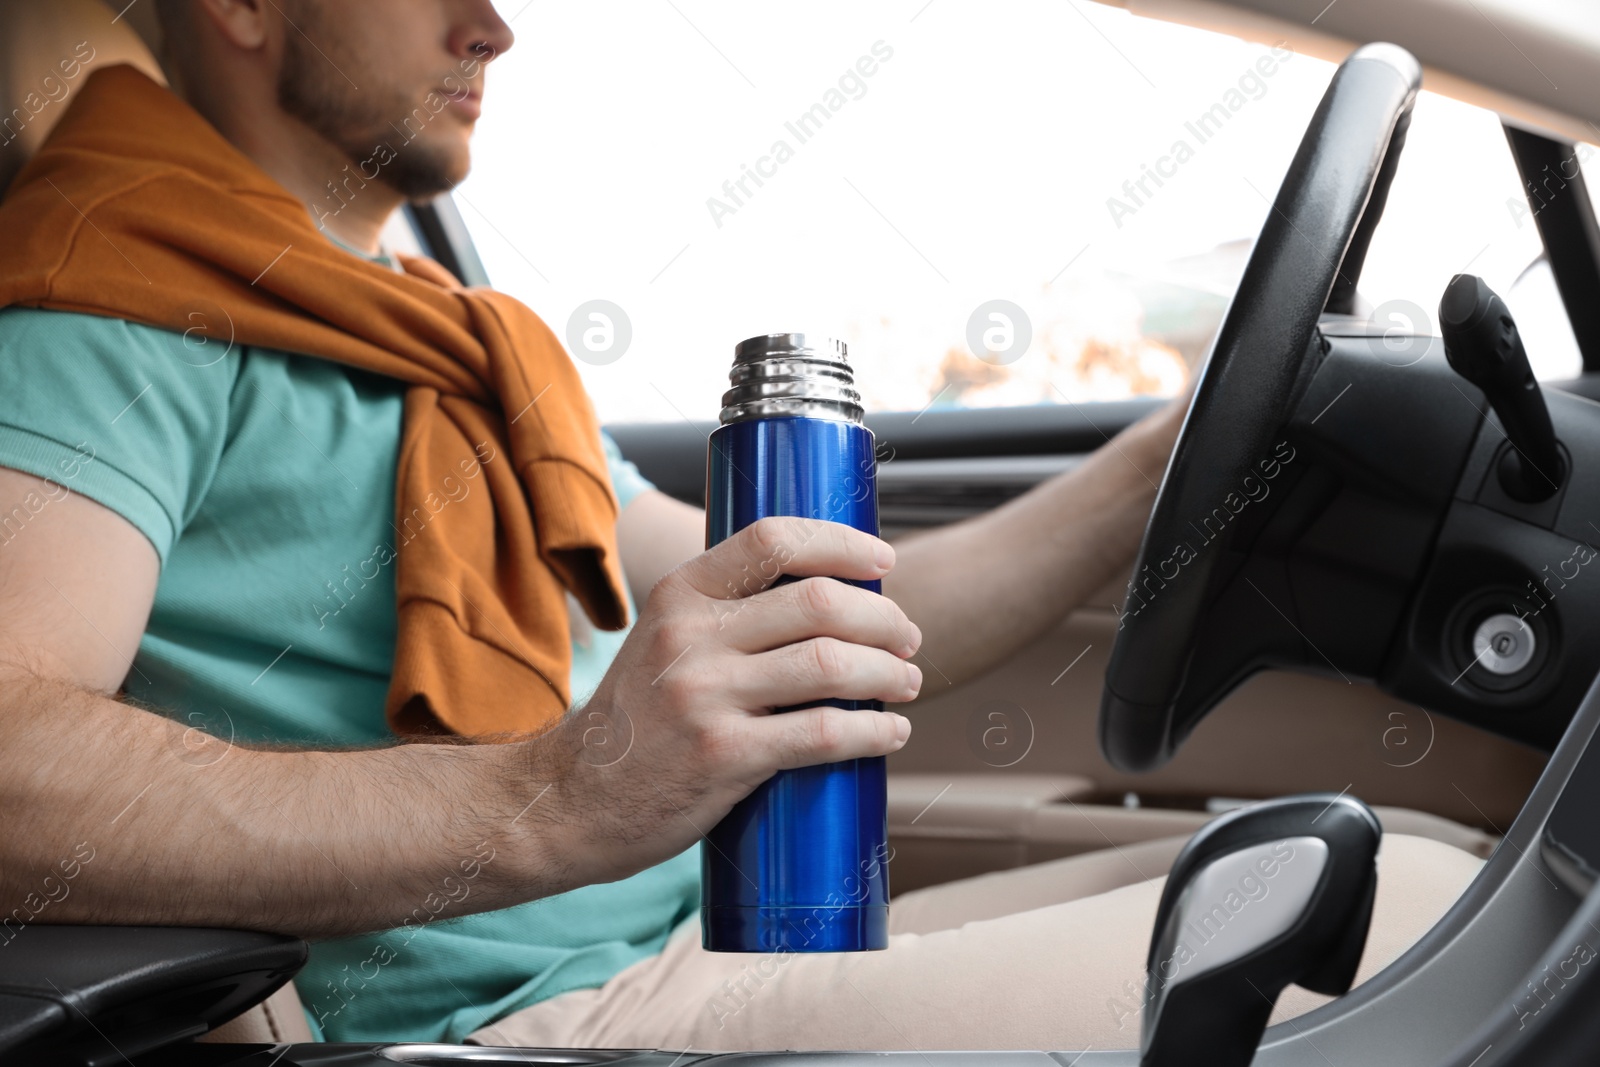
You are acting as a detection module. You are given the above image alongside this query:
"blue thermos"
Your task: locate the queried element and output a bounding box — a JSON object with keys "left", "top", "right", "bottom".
{"left": 701, "top": 332, "right": 891, "bottom": 953}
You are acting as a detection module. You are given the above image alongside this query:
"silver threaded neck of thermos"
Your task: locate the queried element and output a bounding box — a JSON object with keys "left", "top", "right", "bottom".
{"left": 719, "top": 333, "right": 864, "bottom": 426}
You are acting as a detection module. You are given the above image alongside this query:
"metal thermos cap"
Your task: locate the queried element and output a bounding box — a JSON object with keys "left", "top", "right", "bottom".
{"left": 719, "top": 333, "right": 864, "bottom": 426}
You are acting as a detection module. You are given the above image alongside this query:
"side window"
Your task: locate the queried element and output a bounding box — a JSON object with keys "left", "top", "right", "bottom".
{"left": 459, "top": 4, "right": 1587, "bottom": 421}
{"left": 1360, "top": 103, "right": 1593, "bottom": 383}
{"left": 1497, "top": 141, "right": 1600, "bottom": 381}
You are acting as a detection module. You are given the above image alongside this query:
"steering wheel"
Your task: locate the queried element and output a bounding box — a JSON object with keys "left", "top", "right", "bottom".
{"left": 1100, "top": 43, "right": 1423, "bottom": 773}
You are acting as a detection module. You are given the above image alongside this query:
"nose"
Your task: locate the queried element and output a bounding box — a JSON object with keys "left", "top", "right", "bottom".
{"left": 449, "top": 0, "right": 515, "bottom": 67}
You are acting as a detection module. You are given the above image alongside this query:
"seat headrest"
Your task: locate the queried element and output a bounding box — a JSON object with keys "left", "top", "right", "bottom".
{"left": 0, "top": 0, "right": 168, "bottom": 193}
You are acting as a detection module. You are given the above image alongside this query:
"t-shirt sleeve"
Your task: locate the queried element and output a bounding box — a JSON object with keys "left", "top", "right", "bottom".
{"left": 0, "top": 308, "right": 236, "bottom": 563}
{"left": 600, "top": 429, "right": 658, "bottom": 513}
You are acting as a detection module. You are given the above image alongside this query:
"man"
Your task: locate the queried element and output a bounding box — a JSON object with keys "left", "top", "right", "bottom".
{"left": 0, "top": 0, "right": 1481, "bottom": 1052}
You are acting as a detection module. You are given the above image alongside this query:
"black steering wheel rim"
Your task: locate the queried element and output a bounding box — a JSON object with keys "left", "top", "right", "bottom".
{"left": 1099, "top": 43, "right": 1423, "bottom": 774}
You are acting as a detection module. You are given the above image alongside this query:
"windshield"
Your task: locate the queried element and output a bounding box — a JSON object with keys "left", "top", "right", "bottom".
{"left": 459, "top": 1, "right": 1595, "bottom": 422}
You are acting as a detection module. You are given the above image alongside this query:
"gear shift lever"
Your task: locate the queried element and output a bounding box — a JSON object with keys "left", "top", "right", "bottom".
{"left": 1439, "top": 273, "right": 1563, "bottom": 501}
{"left": 1140, "top": 794, "right": 1381, "bottom": 1067}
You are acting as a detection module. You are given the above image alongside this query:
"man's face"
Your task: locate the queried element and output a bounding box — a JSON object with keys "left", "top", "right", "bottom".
{"left": 273, "top": 0, "right": 513, "bottom": 199}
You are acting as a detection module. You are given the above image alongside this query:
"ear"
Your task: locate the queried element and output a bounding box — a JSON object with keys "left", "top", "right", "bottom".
{"left": 193, "top": 0, "right": 270, "bottom": 50}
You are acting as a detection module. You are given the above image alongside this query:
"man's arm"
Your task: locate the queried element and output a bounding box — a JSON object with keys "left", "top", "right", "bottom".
{"left": 0, "top": 466, "right": 582, "bottom": 940}
{"left": 882, "top": 397, "right": 1186, "bottom": 688}
{"left": 616, "top": 487, "right": 706, "bottom": 610}
{"left": 0, "top": 469, "right": 917, "bottom": 940}
{"left": 613, "top": 395, "right": 1187, "bottom": 691}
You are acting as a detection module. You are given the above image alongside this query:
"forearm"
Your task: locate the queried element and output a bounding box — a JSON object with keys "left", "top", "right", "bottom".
{"left": 884, "top": 403, "right": 1181, "bottom": 689}
{"left": 617, "top": 488, "right": 706, "bottom": 607}
{"left": 0, "top": 670, "right": 574, "bottom": 940}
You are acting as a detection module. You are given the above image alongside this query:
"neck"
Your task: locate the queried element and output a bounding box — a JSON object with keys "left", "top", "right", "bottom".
{"left": 187, "top": 82, "right": 402, "bottom": 256}
{"left": 250, "top": 128, "right": 403, "bottom": 257}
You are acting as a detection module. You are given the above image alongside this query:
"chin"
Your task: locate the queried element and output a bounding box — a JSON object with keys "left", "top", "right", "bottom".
{"left": 389, "top": 141, "right": 473, "bottom": 200}
{"left": 436, "top": 160, "right": 472, "bottom": 195}
{"left": 426, "top": 136, "right": 473, "bottom": 188}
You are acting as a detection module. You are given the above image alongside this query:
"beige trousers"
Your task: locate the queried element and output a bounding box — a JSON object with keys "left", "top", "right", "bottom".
{"left": 467, "top": 833, "right": 1482, "bottom": 1053}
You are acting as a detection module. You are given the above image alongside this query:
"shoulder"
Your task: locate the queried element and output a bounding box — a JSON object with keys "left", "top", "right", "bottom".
{"left": 0, "top": 308, "right": 241, "bottom": 561}
{"left": 0, "top": 305, "right": 242, "bottom": 379}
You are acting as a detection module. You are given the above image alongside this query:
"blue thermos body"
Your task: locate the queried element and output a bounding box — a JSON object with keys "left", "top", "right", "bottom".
{"left": 701, "top": 333, "right": 891, "bottom": 953}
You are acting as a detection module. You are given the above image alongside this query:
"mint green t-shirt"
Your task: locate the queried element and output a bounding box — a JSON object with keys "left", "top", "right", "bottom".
{"left": 0, "top": 293, "right": 698, "bottom": 1043}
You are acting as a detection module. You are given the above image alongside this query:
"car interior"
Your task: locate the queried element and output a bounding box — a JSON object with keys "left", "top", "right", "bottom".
{"left": 4, "top": 0, "right": 1600, "bottom": 1065}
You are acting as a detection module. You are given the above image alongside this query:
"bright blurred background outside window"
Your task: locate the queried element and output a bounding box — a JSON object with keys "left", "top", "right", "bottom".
{"left": 457, "top": 1, "right": 1600, "bottom": 423}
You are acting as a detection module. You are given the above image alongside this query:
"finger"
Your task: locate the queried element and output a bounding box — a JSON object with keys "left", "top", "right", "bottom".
{"left": 744, "top": 705, "right": 912, "bottom": 773}
{"left": 671, "top": 516, "right": 893, "bottom": 601}
{"left": 731, "top": 637, "right": 922, "bottom": 708}
{"left": 716, "top": 577, "right": 921, "bottom": 657}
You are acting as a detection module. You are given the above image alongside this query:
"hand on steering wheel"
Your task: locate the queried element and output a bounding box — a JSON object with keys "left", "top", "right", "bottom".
{"left": 1099, "top": 43, "right": 1423, "bottom": 773}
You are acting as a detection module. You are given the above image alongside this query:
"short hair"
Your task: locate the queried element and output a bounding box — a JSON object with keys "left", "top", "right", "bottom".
{"left": 152, "top": 0, "right": 188, "bottom": 30}
{"left": 150, "top": 0, "right": 198, "bottom": 85}
{"left": 152, "top": 0, "right": 191, "bottom": 54}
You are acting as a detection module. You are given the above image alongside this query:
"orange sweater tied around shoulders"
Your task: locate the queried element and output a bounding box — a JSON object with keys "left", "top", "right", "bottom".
{"left": 0, "top": 64, "right": 631, "bottom": 739}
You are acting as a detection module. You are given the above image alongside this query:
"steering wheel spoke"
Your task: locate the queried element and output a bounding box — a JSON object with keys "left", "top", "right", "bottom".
{"left": 1100, "top": 44, "right": 1424, "bottom": 773}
